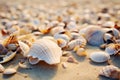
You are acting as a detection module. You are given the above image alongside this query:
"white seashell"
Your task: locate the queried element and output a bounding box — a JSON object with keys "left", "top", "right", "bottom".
{"left": 105, "top": 44, "right": 117, "bottom": 55}
{"left": 7, "top": 44, "right": 17, "bottom": 51}
{"left": 90, "top": 51, "right": 110, "bottom": 63}
{"left": 0, "top": 51, "right": 16, "bottom": 64}
{"left": 28, "top": 39, "right": 62, "bottom": 65}
{"left": 99, "top": 65, "right": 120, "bottom": 79}
{"left": 54, "top": 33, "right": 70, "bottom": 43}
{"left": 42, "top": 36, "right": 56, "bottom": 43}
{"left": 102, "top": 21, "right": 115, "bottom": 28}
{"left": 0, "top": 64, "right": 5, "bottom": 73}
{"left": 3, "top": 68, "right": 16, "bottom": 75}
{"left": 112, "top": 28, "right": 120, "bottom": 38}
{"left": 68, "top": 37, "right": 86, "bottom": 50}
{"left": 66, "top": 21, "right": 77, "bottom": 30}
{"left": 103, "top": 33, "right": 113, "bottom": 42}
{"left": 57, "top": 39, "right": 67, "bottom": 48}
{"left": 76, "top": 48, "right": 87, "bottom": 56}
{"left": 50, "top": 26, "right": 65, "bottom": 35}
{"left": 80, "top": 26, "right": 105, "bottom": 46}
{"left": 18, "top": 41, "right": 30, "bottom": 57}
{"left": 18, "top": 62, "right": 27, "bottom": 68}
{"left": 71, "top": 32, "right": 80, "bottom": 40}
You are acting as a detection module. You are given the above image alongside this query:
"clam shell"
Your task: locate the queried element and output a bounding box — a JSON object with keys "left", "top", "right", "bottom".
{"left": 3, "top": 68, "right": 16, "bottom": 75}
{"left": 0, "top": 51, "right": 16, "bottom": 64}
{"left": 0, "top": 64, "right": 5, "bottom": 73}
{"left": 105, "top": 44, "right": 117, "bottom": 55}
{"left": 99, "top": 65, "right": 120, "bottom": 78}
{"left": 57, "top": 39, "right": 67, "bottom": 48}
{"left": 18, "top": 41, "right": 30, "bottom": 57}
{"left": 28, "top": 39, "right": 62, "bottom": 65}
{"left": 68, "top": 37, "right": 86, "bottom": 50}
{"left": 90, "top": 51, "right": 110, "bottom": 63}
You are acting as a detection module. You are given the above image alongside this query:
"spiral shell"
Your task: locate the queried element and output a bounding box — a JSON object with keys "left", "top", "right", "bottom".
{"left": 99, "top": 65, "right": 120, "bottom": 79}
{"left": 90, "top": 51, "right": 110, "bottom": 63}
{"left": 28, "top": 39, "right": 62, "bottom": 65}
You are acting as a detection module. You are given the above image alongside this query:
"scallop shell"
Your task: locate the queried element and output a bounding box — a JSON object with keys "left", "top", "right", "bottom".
{"left": 0, "top": 51, "right": 16, "bottom": 64}
{"left": 99, "top": 65, "right": 120, "bottom": 79}
{"left": 28, "top": 39, "right": 62, "bottom": 65}
{"left": 81, "top": 26, "right": 106, "bottom": 46}
{"left": 105, "top": 44, "right": 118, "bottom": 55}
{"left": 90, "top": 51, "right": 110, "bottom": 63}
{"left": 67, "top": 37, "right": 87, "bottom": 50}
{"left": 0, "top": 64, "right": 5, "bottom": 73}
{"left": 18, "top": 41, "right": 30, "bottom": 57}
{"left": 3, "top": 68, "right": 16, "bottom": 75}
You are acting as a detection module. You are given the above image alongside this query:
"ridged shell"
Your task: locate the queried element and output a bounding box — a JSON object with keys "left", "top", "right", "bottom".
{"left": 28, "top": 39, "right": 62, "bottom": 65}
{"left": 18, "top": 41, "right": 30, "bottom": 57}
{"left": 3, "top": 68, "right": 16, "bottom": 75}
{"left": 99, "top": 65, "right": 120, "bottom": 78}
{"left": 90, "top": 52, "right": 110, "bottom": 63}
{"left": 68, "top": 37, "right": 86, "bottom": 50}
{"left": 105, "top": 44, "right": 117, "bottom": 55}
{"left": 0, "top": 51, "right": 16, "bottom": 64}
{"left": 81, "top": 26, "right": 105, "bottom": 46}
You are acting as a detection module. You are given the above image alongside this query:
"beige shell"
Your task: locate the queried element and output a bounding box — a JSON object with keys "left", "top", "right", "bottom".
{"left": 28, "top": 39, "right": 62, "bottom": 65}
{"left": 67, "top": 37, "right": 87, "bottom": 50}
{"left": 57, "top": 39, "right": 67, "bottom": 48}
{"left": 99, "top": 65, "right": 120, "bottom": 79}
{"left": 0, "top": 64, "right": 5, "bottom": 73}
{"left": 18, "top": 41, "right": 30, "bottom": 57}
{"left": 76, "top": 48, "right": 87, "bottom": 56}
{"left": 0, "top": 51, "right": 16, "bottom": 64}
{"left": 3, "top": 68, "right": 16, "bottom": 75}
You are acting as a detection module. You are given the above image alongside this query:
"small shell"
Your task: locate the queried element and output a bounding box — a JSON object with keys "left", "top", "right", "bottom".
{"left": 0, "top": 64, "right": 5, "bottom": 73}
{"left": 62, "top": 62, "right": 67, "bottom": 69}
{"left": 28, "top": 57, "right": 39, "bottom": 65}
{"left": 3, "top": 34, "right": 18, "bottom": 47}
{"left": 7, "top": 44, "right": 18, "bottom": 51}
{"left": 76, "top": 48, "right": 87, "bottom": 56}
{"left": 18, "top": 62, "right": 27, "bottom": 68}
{"left": 90, "top": 52, "right": 110, "bottom": 63}
{"left": 3, "top": 68, "right": 16, "bottom": 75}
{"left": 71, "top": 32, "right": 80, "bottom": 40}
{"left": 99, "top": 65, "right": 120, "bottom": 79}
{"left": 57, "top": 39, "right": 67, "bottom": 48}
{"left": 18, "top": 41, "right": 30, "bottom": 57}
{"left": 112, "top": 28, "right": 120, "bottom": 39}
{"left": 103, "top": 33, "right": 113, "bottom": 42}
{"left": 28, "top": 39, "right": 62, "bottom": 65}
{"left": 105, "top": 44, "right": 117, "bottom": 55}
{"left": 0, "top": 51, "right": 16, "bottom": 64}
{"left": 67, "top": 56, "right": 78, "bottom": 64}
{"left": 67, "top": 37, "right": 86, "bottom": 50}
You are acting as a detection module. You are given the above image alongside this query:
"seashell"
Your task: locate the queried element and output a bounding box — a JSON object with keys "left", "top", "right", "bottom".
{"left": 18, "top": 62, "right": 28, "bottom": 68}
{"left": 18, "top": 41, "right": 30, "bottom": 57}
{"left": 67, "top": 37, "right": 87, "bottom": 50}
{"left": 76, "top": 48, "right": 87, "bottom": 56}
{"left": 0, "top": 64, "right": 5, "bottom": 73}
{"left": 57, "top": 39, "right": 67, "bottom": 48}
{"left": 67, "top": 56, "right": 78, "bottom": 64}
{"left": 3, "top": 34, "right": 18, "bottom": 47}
{"left": 42, "top": 36, "right": 56, "bottom": 43}
{"left": 0, "top": 51, "right": 16, "bottom": 64}
{"left": 29, "top": 57, "right": 39, "bottom": 65}
{"left": 18, "top": 34, "right": 36, "bottom": 43}
{"left": 3, "top": 68, "right": 17, "bottom": 75}
{"left": 7, "top": 44, "right": 18, "bottom": 51}
{"left": 71, "top": 32, "right": 80, "bottom": 40}
{"left": 54, "top": 33, "right": 70, "bottom": 43}
{"left": 99, "top": 65, "right": 120, "bottom": 79}
{"left": 112, "top": 28, "right": 120, "bottom": 39}
{"left": 66, "top": 21, "right": 77, "bottom": 31}
{"left": 103, "top": 33, "right": 113, "bottom": 42}
{"left": 28, "top": 39, "right": 62, "bottom": 65}
{"left": 105, "top": 44, "right": 118, "bottom": 55}
{"left": 80, "top": 26, "right": 106, "bottom": 46}
{"left": 90, "top": 51, "right": 110, "bottom": 63}
{"left": 50, "top": 26, "right": 65, "bottom": 35}
{"left": 102, "top": 21, "right": 115, "bottom": 28}
{"left": 62, "top": 62, "right": 67, "bottom": 69}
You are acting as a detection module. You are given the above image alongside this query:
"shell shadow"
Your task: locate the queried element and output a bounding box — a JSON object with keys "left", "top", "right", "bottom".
{"left": 89, "top": 60, "right": 108, "bottom": 66}
{"left": 71, "top": 51, "right": 86, "bottom": 62}
{"left": 98, "top": 76, "right": 118, "bottom": 80}
{"left": 2, "top": 74, "right": 16, "bottom": 79}
{"left": 17, "top": 61, "right": 58, "bottom": 80}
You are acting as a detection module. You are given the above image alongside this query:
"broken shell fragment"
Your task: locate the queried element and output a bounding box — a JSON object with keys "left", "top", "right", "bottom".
{"left": 90, "top": 51, "right": 110, "bottom": 63}
{"left": 28, "top": 39, "right": 62, "bottom": 65}
{"left": 3, "top": 68, "right": 16, "bottom": 75}
{"left": 0, "top": 51, "right": 16, "bottom": 64}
